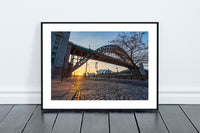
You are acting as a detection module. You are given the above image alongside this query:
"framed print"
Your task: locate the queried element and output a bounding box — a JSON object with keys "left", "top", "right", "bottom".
{"left": 41, "top": 22, "right": 159, "bottom": 110}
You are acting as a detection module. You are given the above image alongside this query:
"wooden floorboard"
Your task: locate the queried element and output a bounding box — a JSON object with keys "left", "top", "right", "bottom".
{"left": 0, "top": 105, "right": 13, "bottom": 123}
{"left": 159, "top": 105, "right": 198, "bottom": 133}
{"left": 180, "top": 105, "right": 200, "bottom": 132}
{"left": 81, "top": 112, "right": 109, "bottom": 133}
{"left": 135, "top": 111, "right": 169, "bottom": 133}
{"left": 22, "top": 105, "right": 57, "bottom": 133}
{"left": 109, "top": 111, "right": 139, "bottom": 133}
{"left": 0, "top": 105, "right": 36, "bottom": 133}
{"left": 0, "top": 104, "right": 200, "bottom": 133}
{"left": 52, "top": 111, "right": 83, "bottom": 133}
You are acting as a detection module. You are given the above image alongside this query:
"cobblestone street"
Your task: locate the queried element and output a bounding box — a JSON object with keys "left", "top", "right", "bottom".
{"left": 51, "top": 77, "right": 148, "bottom": 100}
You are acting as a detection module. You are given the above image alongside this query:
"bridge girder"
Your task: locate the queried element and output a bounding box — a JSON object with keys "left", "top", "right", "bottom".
{"left": 96, "top": 44, "right": 144, "bottom": 80}
{"left": 66, "top": 42, "right": 144, "bottom": 80}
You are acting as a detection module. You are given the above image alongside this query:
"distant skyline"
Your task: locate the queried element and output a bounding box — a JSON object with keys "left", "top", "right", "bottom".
{"left": 69, "top": 32, "right": 148, "bottom": 75}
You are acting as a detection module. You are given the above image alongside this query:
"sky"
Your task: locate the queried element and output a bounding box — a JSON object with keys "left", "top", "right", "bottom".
{"left": 69, "top": 32, "right": 148, "bottom": 75}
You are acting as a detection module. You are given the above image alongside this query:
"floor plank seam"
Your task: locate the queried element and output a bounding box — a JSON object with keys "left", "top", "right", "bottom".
{"left": 21, "top": 105, "right": 38, "bottom": 133}
{"left": 0, "top": 105, "right": 14, "bottom": 125}
{"left": 79, "top": 112, "right": 84, "bottom": 133}
{"left": 179, "top": 105, "right": 200, "bottom": 133}
{"left": 51, "top": 112, "right": 59, "bottom": 132}
{"left": 158, "top": 110, "right": 170, "bottom": 133}
{"left": 108, "top": 112, "right": 111, "bottom": 133}
{"left": 133, "top": 112, "right": 141, "bottom": 133}
{"left": 2, "top": 104, "right": 200, "bottom": 133}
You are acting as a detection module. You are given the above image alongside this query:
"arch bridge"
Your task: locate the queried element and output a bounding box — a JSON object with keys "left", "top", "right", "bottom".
{"left": 64, "top": 42, "right": 145, "bottom": 80}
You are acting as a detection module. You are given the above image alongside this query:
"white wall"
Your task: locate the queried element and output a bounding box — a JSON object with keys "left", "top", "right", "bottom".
{"left": 0, "top": 0, "right": 200, "bottom": 104}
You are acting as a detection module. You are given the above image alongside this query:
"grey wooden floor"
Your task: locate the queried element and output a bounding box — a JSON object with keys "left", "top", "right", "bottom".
{"left": 0, "top": 105, "right": 200, "bottom": 133}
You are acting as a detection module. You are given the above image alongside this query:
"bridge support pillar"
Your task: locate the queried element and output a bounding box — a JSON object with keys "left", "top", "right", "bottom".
{"left": 129, "top": 63, "right": 146, "bottom": 80}
{"left": 51, "top": 32, "right": 71, "bottom": 80}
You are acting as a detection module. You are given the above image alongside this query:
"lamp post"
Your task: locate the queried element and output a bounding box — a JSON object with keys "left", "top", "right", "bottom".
{"left": 85, "top": 62, "right": 89, "bottom": 78}
{"left": 116, "top": 67, "right": 119, "bottom": 78}
{"left": 116, "top": 67, "right": 118, "bottom": 73}
{"left": 95, "top": 62, "right": 98, "bottom": 73}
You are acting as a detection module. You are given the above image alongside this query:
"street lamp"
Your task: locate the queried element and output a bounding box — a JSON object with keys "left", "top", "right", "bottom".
{"left": 85, "top": 62, "right": 89, "bottom": 78}
{"left": 95, "top": 62, "right": 98, "bottom": 72}
{"left": 116, "top": 67, "right": 118, "bottom": 73}
{"left": 116, "top": 67, "right": 119, "bottom": 79}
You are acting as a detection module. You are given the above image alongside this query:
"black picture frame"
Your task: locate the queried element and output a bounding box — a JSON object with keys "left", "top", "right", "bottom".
{"left": 41, "top": 22, "right": 159, "bottom": 111}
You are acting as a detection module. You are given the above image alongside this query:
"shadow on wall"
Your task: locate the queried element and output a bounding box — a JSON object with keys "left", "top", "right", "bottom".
{"left": 26, "top": 23, "right": 41, "bottom": 91}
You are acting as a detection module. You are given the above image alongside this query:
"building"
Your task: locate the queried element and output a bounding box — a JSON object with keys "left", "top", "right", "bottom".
{"left": 88, "top": 73, "right": 96, "bottom": 77}
{"left": 51, "top": 32, "right": 71, "bottom": 80}
{"left": 97, "top": 69, "right": 112, "bottom": 74}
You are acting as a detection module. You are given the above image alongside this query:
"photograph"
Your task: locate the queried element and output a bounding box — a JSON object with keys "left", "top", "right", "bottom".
{"left": 51, "top": 31, "right": 149, "bottom": 101}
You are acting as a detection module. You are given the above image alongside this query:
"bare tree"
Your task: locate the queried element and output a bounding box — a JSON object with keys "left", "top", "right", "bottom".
{"left": 109, "top": 32, "right": 148, "bottom": 80}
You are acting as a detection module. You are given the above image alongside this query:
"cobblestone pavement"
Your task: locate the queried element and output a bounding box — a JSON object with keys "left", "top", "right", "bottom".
{"left": 51, "top": 77, "right": 148, "bottom": 100}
